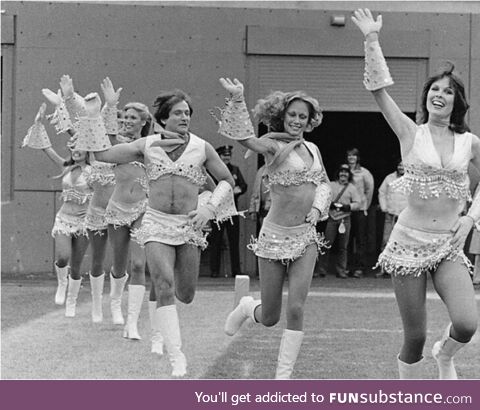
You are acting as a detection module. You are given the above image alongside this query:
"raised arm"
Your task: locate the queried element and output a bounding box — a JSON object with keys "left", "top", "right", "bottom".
{"left": 216, "top": 77, "right": 278, "bottom": 157}
{"left": 351, "top": 8, "right": 417, "bottom": 154}
{"left": 100, "top": 76, "right": 122, "bottom": 136}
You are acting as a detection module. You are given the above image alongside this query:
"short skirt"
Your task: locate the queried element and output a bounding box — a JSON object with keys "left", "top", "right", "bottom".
{"left": 85, "top": 203, "right": 108, "bottom": 233}
{"left": 105, "top": 198, "right": 147, "bottom": 229}
{"left": 247, "top": 219, "right": 327, "bottom": 264}
{"left": 376, "top": 222, "right": 473, "bottom": 276}
{"left": 51, "top": 207, "right": 87, "bottom": 237}
{"left": 131, "top": 206, "right": 208, "bottom": 249}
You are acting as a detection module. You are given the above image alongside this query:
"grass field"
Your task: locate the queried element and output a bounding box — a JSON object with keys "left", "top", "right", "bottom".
{"left": 1, "top": 274, "right": 479, "bottom": 379}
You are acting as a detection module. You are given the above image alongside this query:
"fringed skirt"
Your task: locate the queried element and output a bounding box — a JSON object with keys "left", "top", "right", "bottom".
{"left": 131, "top": 206, "right": 208, "bottom": 249}
{"left": 51, "top": 206, "right": 87, "bottom": 238}
{"left": 105, "top": 198, "right": 147, "bottom": 229}
{"left": 376, "top": 222, "right": 473, "bottom": 276}
{"left": 85, "top": 203, "right": 108, "bottom": 233}
{"left": 248, "top": 220, "right": 327, "bottom": 264}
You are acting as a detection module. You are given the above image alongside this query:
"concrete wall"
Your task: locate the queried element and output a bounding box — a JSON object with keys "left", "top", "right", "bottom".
{"left": 2, "top": 1, "right": 479, "bottom": 275}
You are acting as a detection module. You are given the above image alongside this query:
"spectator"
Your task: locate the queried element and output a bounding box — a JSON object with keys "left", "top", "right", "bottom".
{"left": 248, "top": 163, "right": 271, "bottom": 232}
{"left": 346, "top": 147, "right": 374, "bottom": 278}
{"left": 209, "top": 145, "right": 248, "bottom": 277}
{"left": 315, "top": 164, "right": 361, "bottom": 278}
{"left": 376, "top": 160, "right": 408, "bottom": 277}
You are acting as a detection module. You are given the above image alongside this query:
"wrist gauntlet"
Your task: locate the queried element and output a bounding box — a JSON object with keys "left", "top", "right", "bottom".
{"left": 206, "top": 180, "right": 242, "bottom": 225}
{"left": 22, "top": 122, "right": 52, "bottom": 149}
{"left": 74, "top": 115, "right": 112, "bottom": 152}
{"left": 467, "top": 190, "right": 480, "bottom": 230}
{"left": 209, "top": 94, "right": 255, "bottom": 141}
{"left": 49, "top": 102, "right": 74, "bottom": 134}
{"left": 363, "top": 40, "right": 394, "bottom": 91}
{"left": 312, "top": 182, "right": 332, "bottom": 222}
{"left": 101, "top": 103, "right": 119, "bottom": 135}
{"left": 64, "top": 92, "right": 87, "bottom": 121}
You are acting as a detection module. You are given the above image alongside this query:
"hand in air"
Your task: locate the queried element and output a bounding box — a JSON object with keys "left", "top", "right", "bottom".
{"left": 42, "top": 88, "right": 63, "bottom": 107}
{"left": 450, "top": 216, "right": 474, "bottom": 249}
{"left": 351, "top": 8, "right": 383, "bottom": 36}
{"left": 219, "top": 78, "right": 244, "bottom": 99}
{"left": 59, "top": 75, "right": 75, "bottom": 99}
{"left": 84, "top": 92, "right": 102, "bottom": 117}
{"left": 34, "top": 103, "right": 47, "bottom": 123}
{"left": 100, "top": 77, "right": 122, "bottom": 106}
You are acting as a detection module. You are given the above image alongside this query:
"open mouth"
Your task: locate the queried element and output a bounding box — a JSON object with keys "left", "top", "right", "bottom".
{"left": 432, "top": 99, "right": 445, "bottom": 108}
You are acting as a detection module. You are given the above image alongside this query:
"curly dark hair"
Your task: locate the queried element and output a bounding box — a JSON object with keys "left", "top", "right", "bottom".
{"left": 152, "top": 89, "right": 193, "bottom": 125}
{"left": 418, "top": 62, "right": 470, "bottom": 133}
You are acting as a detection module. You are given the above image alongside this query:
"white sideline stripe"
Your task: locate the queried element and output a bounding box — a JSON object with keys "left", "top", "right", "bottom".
{"left": 307, "top": 290, "right": 480, "bottom": 300}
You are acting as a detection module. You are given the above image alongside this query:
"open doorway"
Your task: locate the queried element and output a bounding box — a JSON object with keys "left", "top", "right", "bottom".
{"left": 309, "top": 111, "right": 415, "bottom": 270}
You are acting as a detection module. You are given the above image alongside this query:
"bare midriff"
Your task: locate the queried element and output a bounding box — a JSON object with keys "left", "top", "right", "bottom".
{"left": 265, "top": 183, "right": 316, "bottom": 226}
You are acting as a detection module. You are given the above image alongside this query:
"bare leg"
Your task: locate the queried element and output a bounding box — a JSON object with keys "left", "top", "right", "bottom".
{"left": 108, "top": 224, "right": 130, "bottom": 278}
{"left": 69, "top": 235, "right": 90, "bottom": 280}
{"left": 432, "top": 260, "right": 477, "bottom": 342}
{"left": 55, "top": 234, "right": 72, "bottom": 268}
{"left": 88, "top": 229, "right": 109, "bottom": 277}
{"left": 257, "top": 257, "right": 286, "bottom": 326}
{"left": 285, "top": 244, "right": 317, "bottom": 330}
{"left": 392, "top": 273, "right": 427, "bottom": 364}
{"left": 174, "top": 244, "right": 201, "bottom": 304}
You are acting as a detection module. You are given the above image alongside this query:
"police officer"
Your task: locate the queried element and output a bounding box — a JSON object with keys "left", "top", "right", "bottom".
{"left": 209, "top": 145, "right": 247, "bottom": 277}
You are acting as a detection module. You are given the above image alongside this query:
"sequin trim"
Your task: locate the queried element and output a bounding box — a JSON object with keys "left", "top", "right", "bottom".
{"left": 247, "top": 220, "right": 328, "bottom": 264}
{"left": 105, "top": 199, "right": 147, "bottom": 228}
{"left": 209, "top": 96, "right": 255, "bottom": 141}
{"left": 375, "top": 223, "right": 473, "bottom": 276}
{"left": 145, "top": 161, "right": 207, "bottom": 187}
{"left": 85, "top": 204, "right": 108, "bottom": 233}
{"left": 266, "top": 169, "right": 326, "bottom": 188}
{"left": 131, "top": 207, "right": 208, "bottom": 249}
{"left": 51, "top": 213, "right": 87, "bottom": 237}
{"left": 61, "top": 189, "right": 92, "bottom": 204}
{"left": 87, "top": 163, "right": 116, "bottom": 186}
{"left": 391, "top": 163, "right": 470, "bottom": 200}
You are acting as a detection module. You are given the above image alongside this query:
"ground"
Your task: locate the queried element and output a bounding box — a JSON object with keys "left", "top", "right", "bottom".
{"left": 1, "top": 273, "right": 479, "bottom": 379}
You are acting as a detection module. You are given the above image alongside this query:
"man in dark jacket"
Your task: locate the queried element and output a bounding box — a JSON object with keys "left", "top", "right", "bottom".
{"left": 209, "top": 145, "right": 247, "bottom": 277}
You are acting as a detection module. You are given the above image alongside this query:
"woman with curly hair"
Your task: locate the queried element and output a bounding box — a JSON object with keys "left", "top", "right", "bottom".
{"left": 215, "top": 78, "right": 332, "bottom": 379}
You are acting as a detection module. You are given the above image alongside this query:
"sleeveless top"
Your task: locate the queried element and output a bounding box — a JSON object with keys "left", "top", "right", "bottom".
{"left": 143, "top": 133, "right": 208, "bottom": 187}
{"left": 266, "top": 140, "right": 327, "bottom": 188}
{"left": 391, "top": 124, "right": 472, "bottom": 201}
{"left": 61, "top": 165, "right": 93, "bottom": 204}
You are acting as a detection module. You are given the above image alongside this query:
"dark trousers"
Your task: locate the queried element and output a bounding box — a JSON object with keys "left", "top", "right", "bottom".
{"left": 349, "top": 210, "right": 368, "bottom": 270}
{"left": 209, "top": 216, "right": 241, "bottom": 276}
{"left": 318, "top": 217, "right": 351, "bottom": 274}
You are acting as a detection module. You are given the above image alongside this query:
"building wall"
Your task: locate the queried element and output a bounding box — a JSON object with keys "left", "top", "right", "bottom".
{"left": 2, "top": 1, "right": 479, "bottom": 275}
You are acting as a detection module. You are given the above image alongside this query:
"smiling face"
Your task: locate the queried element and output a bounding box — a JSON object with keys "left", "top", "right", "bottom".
{"left": 283, "top": 100, "right": 310, "bottom": 137}
{"left": 426, "top": 77, "right": 455, "bottom": 119}
{"left": 338, "top": 168, "right": 350, "bottom": 184}
{"left": 122, "top": 108, "right": 146, "bottom": 138}
{"left": 347, "top": 153, "right": 358, "bottom": 166}
{"left": 164, "top": 100, "right": 191, "bottom": 135}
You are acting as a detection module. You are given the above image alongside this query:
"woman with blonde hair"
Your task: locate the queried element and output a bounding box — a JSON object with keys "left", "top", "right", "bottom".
{"left": 216, "top": 78, "right": 331, "bottom": 379}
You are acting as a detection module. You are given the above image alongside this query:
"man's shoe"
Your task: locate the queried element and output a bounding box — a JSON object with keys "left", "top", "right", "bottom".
{"left": 353, "top": 269, "right": 363, "bottom": 278}
{"left": 336, "top": 272, "right": 348, "bottom": 279}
